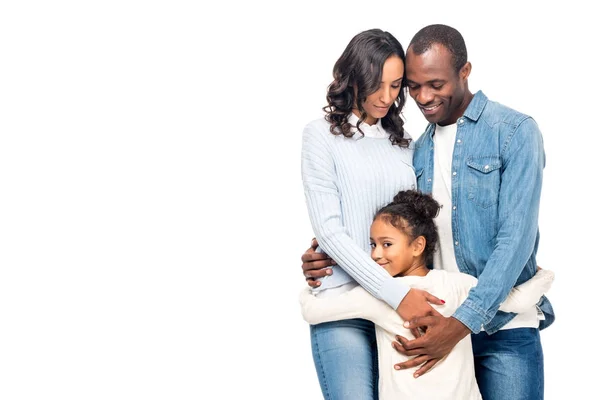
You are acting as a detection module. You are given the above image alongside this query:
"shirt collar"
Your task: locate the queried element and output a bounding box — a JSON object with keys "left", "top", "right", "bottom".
{"left": 348, "top": 112, "right": 389, "bottom": 139}
{"left": 425, "top": 90, "right": 488, "bottom": 140}
{"left": 463, "top": 90, "right": 487, "bottom": 122}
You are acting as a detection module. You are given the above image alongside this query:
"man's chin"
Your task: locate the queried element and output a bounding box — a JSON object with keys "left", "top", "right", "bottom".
{"left": 422, "top": 114, "right": 439, "bottom": 124}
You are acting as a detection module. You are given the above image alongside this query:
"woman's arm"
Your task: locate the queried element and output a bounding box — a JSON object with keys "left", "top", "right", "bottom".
{"left": 301, "top": 122, "right": 409, "bottom": 309}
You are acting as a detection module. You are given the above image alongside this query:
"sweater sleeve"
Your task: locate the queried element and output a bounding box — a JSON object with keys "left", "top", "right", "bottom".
{"left": 498, "top": 269, "right": 554, "bottom": 313}
{"left": 299, "top": 287, "right": 404, "bottom": 332}
{"left": 301, "top": 123, "right": 410, "bottom": 309}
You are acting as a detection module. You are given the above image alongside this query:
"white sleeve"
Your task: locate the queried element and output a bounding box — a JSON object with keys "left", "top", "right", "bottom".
{"left": 499, "top": 269, "right": 555, "bottom": 313}
{"left": 298, "top": 287, "right": 403, "bottom": 331}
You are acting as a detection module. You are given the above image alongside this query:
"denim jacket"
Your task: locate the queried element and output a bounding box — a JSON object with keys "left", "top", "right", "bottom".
{"left": 413, "top": 91, "right": 555, "bottom": 334}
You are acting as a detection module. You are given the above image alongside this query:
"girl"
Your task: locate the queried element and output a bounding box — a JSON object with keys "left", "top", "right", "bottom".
{"left": 300, "top": 190, "right": 553, "bottom": 399}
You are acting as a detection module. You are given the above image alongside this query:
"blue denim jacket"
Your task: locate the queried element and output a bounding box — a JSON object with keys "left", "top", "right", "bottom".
{"left": 413, "top": 91, "right": 555, "bottom": 334}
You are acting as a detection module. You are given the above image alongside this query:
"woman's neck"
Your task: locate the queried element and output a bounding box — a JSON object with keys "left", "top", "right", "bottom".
{"left": 352, "top": 109, "right": 377, "bottom": 125}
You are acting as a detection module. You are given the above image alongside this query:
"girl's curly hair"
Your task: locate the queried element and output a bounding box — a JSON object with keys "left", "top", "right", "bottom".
{"left": 375, "top": 190, "right": 441, "bottom": 266}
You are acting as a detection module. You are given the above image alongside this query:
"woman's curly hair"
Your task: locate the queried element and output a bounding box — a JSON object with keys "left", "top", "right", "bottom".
{"left": 323, "top": 29, "right": 410, "bottom": 147}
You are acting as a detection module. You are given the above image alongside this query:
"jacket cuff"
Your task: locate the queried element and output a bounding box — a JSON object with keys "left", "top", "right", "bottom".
{"left": 453, "top": 301, "right": 488, "bottom": 333}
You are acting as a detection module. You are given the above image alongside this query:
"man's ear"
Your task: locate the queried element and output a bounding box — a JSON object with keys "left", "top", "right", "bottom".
{"left": 460, "top": 61, "right": 472, "bottom": 81}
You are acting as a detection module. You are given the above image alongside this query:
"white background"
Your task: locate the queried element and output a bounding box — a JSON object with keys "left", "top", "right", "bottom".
{"left": 0, "top": 1, "right": 597, "bottom": 399}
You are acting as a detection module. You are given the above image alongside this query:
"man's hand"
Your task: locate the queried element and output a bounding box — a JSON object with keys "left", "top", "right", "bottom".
{"left": 301, "top": 238, "right": 336, "bottom": 288}
{"left": 396, "top": 288, "right": 444, "bottom": 321}
{"left": 392, "top": 316, "right": 471, "bottom": 377}
{"left": 396, "top": 288, "right": 444, "bottom": 338}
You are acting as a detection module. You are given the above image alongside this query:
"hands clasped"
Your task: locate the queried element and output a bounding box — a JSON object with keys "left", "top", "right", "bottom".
{"left": 392, "top": 316, "right": 471, "bottom": 377}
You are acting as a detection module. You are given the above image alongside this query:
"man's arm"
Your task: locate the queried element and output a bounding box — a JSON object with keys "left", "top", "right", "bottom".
{"left": 394, "top": 119, "right": 546, "bottom": 376}
{"left": 454, "top": 117, "right": 545, "bottom": 330}
{"left": 394, "top": 267, "right": 554, "bottom": 376}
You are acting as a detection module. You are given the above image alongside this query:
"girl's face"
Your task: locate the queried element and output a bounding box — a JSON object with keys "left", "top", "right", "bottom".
{"left": 369, "top": 216, "right": 425, "bottom": 277}
{"left": 357, "top": 55, "right": 404, "bottom": 125}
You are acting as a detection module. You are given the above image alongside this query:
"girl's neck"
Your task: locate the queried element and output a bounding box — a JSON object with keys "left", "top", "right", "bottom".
{"left": 399, "top": 263, "right": 430, "bottom": 278}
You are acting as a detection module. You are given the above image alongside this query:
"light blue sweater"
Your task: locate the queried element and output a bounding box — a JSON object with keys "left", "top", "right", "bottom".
{"left": 301, "top": 116, "right": 417, "bottom": 309}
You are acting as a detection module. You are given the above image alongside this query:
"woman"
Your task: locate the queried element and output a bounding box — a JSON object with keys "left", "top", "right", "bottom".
{"left": 301, "top": 29, "right": 441, "bottom": 400}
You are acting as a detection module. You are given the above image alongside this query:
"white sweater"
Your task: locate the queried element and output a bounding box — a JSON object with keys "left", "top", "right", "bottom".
{"left": 301, "top": 115, "right": 416, "bottom": 308}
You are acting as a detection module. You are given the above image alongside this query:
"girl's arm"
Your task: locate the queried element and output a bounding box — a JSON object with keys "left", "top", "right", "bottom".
{"left": 298, "top": 287, "right": 404, "bottom": 333}
{"left": 499, "top": 269, "right": 554, "bottom": 313}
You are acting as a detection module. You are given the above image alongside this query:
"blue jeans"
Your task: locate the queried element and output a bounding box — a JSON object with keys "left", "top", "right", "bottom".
{"left": 472, "top": 328, "right": 544, "bottom": 400}
{"left": 310, "top": 318, "right": 378, "bottom": 400}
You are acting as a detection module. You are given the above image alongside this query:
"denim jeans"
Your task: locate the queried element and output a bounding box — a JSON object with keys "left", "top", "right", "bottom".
{"left": 310, "top": 318, "right": 378, "bottom": 400}
{"left": 472, "top": 328, "right": 544, "bottom": 400}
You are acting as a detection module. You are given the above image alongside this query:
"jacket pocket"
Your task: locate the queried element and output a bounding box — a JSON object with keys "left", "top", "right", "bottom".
{"left": 466, "top": 156, "right": 501, "bottom": 208}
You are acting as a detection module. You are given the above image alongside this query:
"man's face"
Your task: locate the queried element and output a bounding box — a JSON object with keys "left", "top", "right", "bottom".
{"left": 405, "top": 43, "right": 470, "bottom": 126}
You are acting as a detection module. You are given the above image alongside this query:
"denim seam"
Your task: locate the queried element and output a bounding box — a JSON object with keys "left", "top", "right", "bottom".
{"left": 312, "top": 328, "right": 330, "bottom": 400}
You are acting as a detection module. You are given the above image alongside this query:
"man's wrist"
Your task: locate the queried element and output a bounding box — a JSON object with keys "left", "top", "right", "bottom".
{"left": 450, "top": 316, "right": 472, "bottom": 337}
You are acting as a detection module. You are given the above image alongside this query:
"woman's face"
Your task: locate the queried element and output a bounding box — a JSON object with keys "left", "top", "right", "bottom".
{"left": 358, "top": 55, "right": 404, "bottom": 125}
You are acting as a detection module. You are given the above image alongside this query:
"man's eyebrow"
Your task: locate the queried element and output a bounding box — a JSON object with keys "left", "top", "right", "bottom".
{"left": 406, "top": 79, "right": 445, "bottom": 85}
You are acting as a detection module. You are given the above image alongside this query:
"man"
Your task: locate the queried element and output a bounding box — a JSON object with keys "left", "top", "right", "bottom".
{"left": 301, "top": 24, "right": 554, "bottom": 399}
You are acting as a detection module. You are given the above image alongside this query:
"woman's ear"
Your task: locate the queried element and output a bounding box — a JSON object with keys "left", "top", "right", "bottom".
{"left": 412, "top": 236, "right": 426, "bottom": 257}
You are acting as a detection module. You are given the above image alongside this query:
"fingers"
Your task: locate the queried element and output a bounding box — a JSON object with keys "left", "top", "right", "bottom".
{"left": 394, "top": 354, "right": 430, "bottom": 371}
{"left": 300, "top": 247, "right": 316, "bottom": 262}
{"left": 301, "top": 251, "right": 334, "bottom": 265}
{"left": 306, "top": 278, "right": 320, "bottom": 288}
{"left": 311, "top": 237, "right": 318, "bottom": 250}
{"left": 413, "top": 358, "right": 440, "bottom": 378}
{"left": 396, "top": 334, "right": 427, "bottom": 351}
{"left": 424, "top": 291, "right": 445, "bottom": 306}
{"left": 303, "top": 268, "right": 332, "bottom": 280}
{"left": 403, "top": 315, "right": 438, "bottom": 330}
{"left": 392, "top": 339, "right": 424, "bottom": 357}
{"left": 410, "top": 328, "right": 421, "bottom": 338}
{"left": 302, "top": 260, "right": 334, "bottom": 273}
